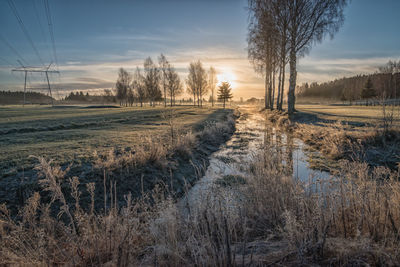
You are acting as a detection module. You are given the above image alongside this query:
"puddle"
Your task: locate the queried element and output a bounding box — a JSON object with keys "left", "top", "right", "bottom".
{"left": 179, "top": 106, "right": 332, "bottom": 214}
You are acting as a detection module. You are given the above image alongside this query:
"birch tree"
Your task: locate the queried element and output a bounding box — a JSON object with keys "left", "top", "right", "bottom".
{"left": 186, "top": 61, "right": 208, "bottom": 107}
{"left": 248, "top": 0, "right": 348, "bottom": 114}
{"left": 286, "top": 0, "right": 347, "bottom": 114}
{"left": 132, "top": 67, "right": 146, "bottom": 107}
{"left": 158, "top": 54, "right": 169, "bottom": 107}
{"left": 116, "top": 68, "right": 131, "bottom": 106}
{"left": 166, "top": 64, "right": 183, "bottom": 106}
{"left": 144, "top": 57, "right": 162, "bottom": 106}
{"left": 208, "top": 66, "right": 217, "bottom": 107}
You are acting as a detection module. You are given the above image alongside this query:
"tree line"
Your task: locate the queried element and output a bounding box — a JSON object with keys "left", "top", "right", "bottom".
{"left": 297, "top": 60, "right": 400, "bottom": 103}
{"left": 114, "top": 54, "right": 227, "bottom": 108}
{"left": 247, "top": 0, "right": 348, "bottom": 114}
{"left": 0, "top": 90, "right": 53, "bottom": 105}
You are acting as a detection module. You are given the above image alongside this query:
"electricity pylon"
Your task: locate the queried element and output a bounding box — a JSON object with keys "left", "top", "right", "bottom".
{"left": 12, "top": 63, "right": 59, "bottom": 106}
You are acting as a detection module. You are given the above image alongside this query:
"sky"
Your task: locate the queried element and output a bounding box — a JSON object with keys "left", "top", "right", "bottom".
{"left": 0, "top": 0, "right": 400, "bottom": 100}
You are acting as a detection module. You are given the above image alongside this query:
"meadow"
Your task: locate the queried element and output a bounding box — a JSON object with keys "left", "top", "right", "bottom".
{"left": 0, "top": 104, "right": 237, "bottom": 213}
{"left": 295, "top": 104, "right": 400, "bottom": 126}
{"left": 0, "top": 105, "right": 223, "bottom": 179}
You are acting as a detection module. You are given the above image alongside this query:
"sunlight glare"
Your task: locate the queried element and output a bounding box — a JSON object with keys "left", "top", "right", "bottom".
{"left": 217, "top": 70, "right": 237, "bottom": 89}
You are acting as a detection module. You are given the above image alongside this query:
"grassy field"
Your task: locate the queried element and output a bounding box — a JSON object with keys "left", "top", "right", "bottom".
{"left": 295, "top": 103, "right": 400, "bottom": 127}
{"left": 0, "top": 105, "right": 223, "bottom": 179}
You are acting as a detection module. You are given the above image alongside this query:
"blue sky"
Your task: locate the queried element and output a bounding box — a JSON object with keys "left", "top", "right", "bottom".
{"left": 1, "top": 0, "right": 399, "bottom": 99}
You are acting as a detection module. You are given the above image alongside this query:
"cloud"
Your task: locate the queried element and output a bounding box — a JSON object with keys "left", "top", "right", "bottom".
{"left": 2, "top": 42, "right": 395, "bottom": 101}
{"left": 297, "top": 56, "right": 392, "bottom": 83}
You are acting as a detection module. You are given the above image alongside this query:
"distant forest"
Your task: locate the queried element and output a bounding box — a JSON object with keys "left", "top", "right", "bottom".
{"left": 64, "top": 91, "right": 115, "bottom": 103}
{"left": 0, "top": 91, "right": 53, "bottom": 105}
{"left": 297, "top": 60, "right": 400, "bottom": 102}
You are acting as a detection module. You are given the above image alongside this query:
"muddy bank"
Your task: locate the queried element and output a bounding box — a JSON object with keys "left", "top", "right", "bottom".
{"left": 265, "top": 109, "right": 400, "bottom": 171}
{"left": 0, "top": 109, "right": 238, "bottom": 214}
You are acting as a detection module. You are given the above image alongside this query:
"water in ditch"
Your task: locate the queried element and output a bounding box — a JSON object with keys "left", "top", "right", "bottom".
{"left": 178, "top": 106, "right": 332, "bottom": 214}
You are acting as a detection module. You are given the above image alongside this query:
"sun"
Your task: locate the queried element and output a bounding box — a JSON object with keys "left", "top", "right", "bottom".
{"left": 217, "top": 70, "right": 237, "bottom": 89}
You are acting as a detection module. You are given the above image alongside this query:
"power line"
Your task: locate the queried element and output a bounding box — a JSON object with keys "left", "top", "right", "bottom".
{"left": 0, "top": 56, "right": 14, "bottom": 67}
{"left": 43, "top": 0, "right": 58, "bottom": 68}
{"left": 0, "top": 34, "right": 29, "bottom": 66}
{"left": 7, "top": 0, "right": 45, "bottom": 66}
{"left": 43, "top": 0, "right": 62, "bottom": 100}
{"left": 33, "top": 0, "right": 52, "bottom": 63}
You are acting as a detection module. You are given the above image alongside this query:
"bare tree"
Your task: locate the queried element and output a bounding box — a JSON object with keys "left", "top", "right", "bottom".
{"left": 248, "top": 0, "right": 279, "bottom": 110}
{"left": 158, "top": 54, "right": 169, "bottom": 107}
{"left": 248, "top": 0, "right": 347, "bottom": 114}
{"left": 286, "top": 0, "right": 347, "bottom": 114}
{"left": 127, "top": 87, "right": 135, "bottom": 107}
{"left": 186, "top": 61, "right": 208, "bottom": 107}
{"left": 166, "top": 63, "right": 183, "bottom": 106}
{"left": 132, "top": 67, "right": 146, "bottom": 107}
{"left": 186, "top": 63, "right": 197, "bottom": 106}
{"left": 208, "top": 66, "right": 217, "bottom": 107}
{"left": 274, "top": 0, "right": 290, "bottom": 110}
{"left": 143, "top": 57, "right": 162, "bottom": 106}
{"left": 116, "top": 68, "right": 131, "bottom": 106}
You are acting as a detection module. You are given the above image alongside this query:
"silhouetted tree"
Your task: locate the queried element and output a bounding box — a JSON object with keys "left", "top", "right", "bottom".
{"left": 158, "top": 54, "right": 169, "bottom": 107}
{"left": 127, "top": 88, "right": 135, "bottom": 106}
{"left": 217, "top": 82, "right": 233, "bottom": 109}
{"left": 166, "top": 63, "right": 182, "bottom": 106}
{"left": 143, "top": 57, "right": 161, "bottom": 106}
{"left": 132, "top": 67, "right": 146, "bottom": 107}
{"left": 186, "top": 61, "right": 208, "bottom": 107}
{"left": 116, "top": 68, "right": 131, "bottom": 106}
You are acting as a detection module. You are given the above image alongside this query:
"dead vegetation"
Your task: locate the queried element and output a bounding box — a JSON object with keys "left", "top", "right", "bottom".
{"left": 265, "top": 108, "right": 400, "bottom": 170}
{"left": 2, "top": 119, "right": 400, "bottom": 265}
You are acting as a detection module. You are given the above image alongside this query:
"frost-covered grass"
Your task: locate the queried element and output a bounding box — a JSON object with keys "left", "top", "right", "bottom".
{"left": 0, "top": 105, "right": 225, "bottom": 179}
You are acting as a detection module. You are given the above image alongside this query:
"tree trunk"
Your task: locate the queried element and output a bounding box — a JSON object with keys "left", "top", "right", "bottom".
{"left": 277, "top": 64, "right": 282, "bottom": 110}
{"left": 265, "top": 69, "right": 270, "bottom": 109}
{"left": 271, "top": 69, "right": 276, "bottom": 110}
{"left": 163, "top": 77, "right": 166, "bottom": 107}
{"left": 268, "top": 72, "right": 273, "bottom": 110}
{"left": 280, "top": 61, "right": 285, "bottom": 111}
{"left": 212, "top": 88, "right": 214, "bottom": 107}
{"left": 287, "top": 47, "right": 297, "bottom": 115}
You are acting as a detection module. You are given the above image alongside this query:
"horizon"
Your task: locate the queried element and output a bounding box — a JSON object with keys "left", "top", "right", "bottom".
{"left": 1, "top": 0, "right": 400, "bottom": 100}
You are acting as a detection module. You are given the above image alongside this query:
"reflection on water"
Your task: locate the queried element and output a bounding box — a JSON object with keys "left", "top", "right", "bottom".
{"left": 179, "top": 107, "right": 332, "bottom": 214}
{"left": 264, "top": 124, "right": 331, "bottom": 182}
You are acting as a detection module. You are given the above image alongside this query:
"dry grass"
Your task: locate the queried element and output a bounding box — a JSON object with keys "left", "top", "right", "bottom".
{"left": 265, "top": 108, "right": 400, "bottom": 169}
{"left": 242, "top": 146, "right": 400, "bottom": 265}
{"left": 2, "top": 108, "right": 400, "bottom": 265}
{"left": 3, "top": 134, "right": 400, "bottom": 265}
